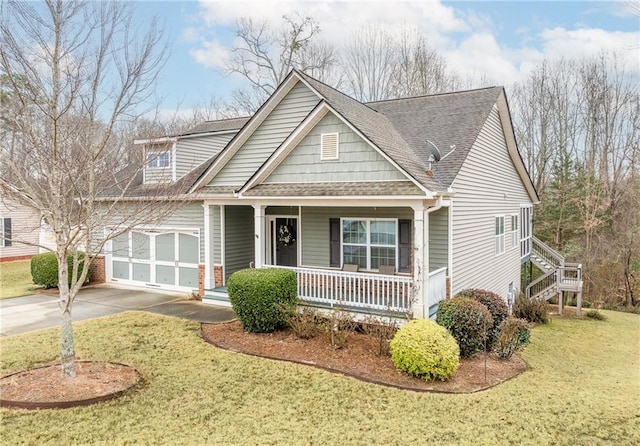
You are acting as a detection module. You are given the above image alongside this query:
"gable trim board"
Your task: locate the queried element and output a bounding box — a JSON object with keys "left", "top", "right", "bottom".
{"left": 190, "top": 73, "right": 321, "bottom": 192}
{"left": 239, "top": 102, "right": 430, "bottom": 197}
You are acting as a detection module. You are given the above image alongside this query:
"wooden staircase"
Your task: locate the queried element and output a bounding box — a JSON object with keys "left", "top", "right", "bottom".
{"left": 525, "top": 236, "right": 584, "bottom": 315}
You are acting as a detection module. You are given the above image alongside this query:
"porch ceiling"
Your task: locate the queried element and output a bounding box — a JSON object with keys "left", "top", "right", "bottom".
{"left": 242, "top": 181, "right": 426, "bottom": 197}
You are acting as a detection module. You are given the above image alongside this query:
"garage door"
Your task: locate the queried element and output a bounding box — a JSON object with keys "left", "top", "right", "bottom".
{"left": 110, "top": 229, "right": 200, "bottom": 290}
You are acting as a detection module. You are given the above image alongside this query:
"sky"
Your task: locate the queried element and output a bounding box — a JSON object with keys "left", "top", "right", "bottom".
{"left": 130, "top": 0, "right": 640, "bottom": 117}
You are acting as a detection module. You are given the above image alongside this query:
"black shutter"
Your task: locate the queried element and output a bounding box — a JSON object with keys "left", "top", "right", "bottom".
{"left": 398, "top": 219, "right": 411, "bottom": 273}
{"left": 329, "top": 218, "right": 340, "bottom": 267}
{"left": 3, "top": 218, "right": 11, "bottom": 247}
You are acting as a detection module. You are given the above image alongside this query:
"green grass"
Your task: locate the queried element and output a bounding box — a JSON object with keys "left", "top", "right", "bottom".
{"left": 1, "top": 311, "right": 639, "bottom": 445}
{"left": 0, "top": 260, "right": 35, "bottom": 299}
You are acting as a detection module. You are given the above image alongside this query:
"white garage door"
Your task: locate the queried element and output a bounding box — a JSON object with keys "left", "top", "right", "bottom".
{"left": 110, "top": 229, "right": 200, "bottom": 290}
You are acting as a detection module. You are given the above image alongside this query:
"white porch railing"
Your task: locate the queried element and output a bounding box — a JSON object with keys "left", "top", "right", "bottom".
{"left": 270, "top": 265, "right": 448, "bottom": 315}
{"left": 427, "top": 266, "right": 448, "bottom": 308}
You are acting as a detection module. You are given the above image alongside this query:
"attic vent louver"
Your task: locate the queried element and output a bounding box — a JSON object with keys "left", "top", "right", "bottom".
{"left": 321, "top": 132, "right": 339, "bottom": 160}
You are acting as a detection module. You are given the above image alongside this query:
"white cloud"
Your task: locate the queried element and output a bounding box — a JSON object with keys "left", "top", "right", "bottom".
{"left": 189, "top": 39, "right": 230, "bottom": 69}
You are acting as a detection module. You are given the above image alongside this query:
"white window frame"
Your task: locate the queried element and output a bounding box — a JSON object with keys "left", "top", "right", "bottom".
{"left": 320, "top": 132, "right": 339, "bottom": 160}
{"left": 146, "top": 150, "right": 170, "bottom": 169}
{"left": 495, "top": 215, "right": 505, "bottom": 256}
{"left": 520, "top": 205, "right": 533, "bottom": 258}
{"left": 340, "top": 218, "right": 398, "bottom": 271}
{"left": 511, "top": 214, "right": 519, "bottom": 249}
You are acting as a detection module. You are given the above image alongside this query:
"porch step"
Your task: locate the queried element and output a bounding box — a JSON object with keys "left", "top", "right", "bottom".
{"left": 202, "top": 287, "right": 231, "bottom": 307}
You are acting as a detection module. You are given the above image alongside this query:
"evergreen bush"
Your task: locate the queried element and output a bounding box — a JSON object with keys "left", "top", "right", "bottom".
{"left": 31, "top": 252, "right": 91, "bottom": 289}
{"left": 436, "top": 297, "right": 493, "bottom": 357}
{"left": 390, "top": 319, "right": 460, "bottom": 381}
{"left": 455, "top": 288, "right": 509, "bottom": 349}
{"left": 228, "top": 268, "right": 297, "bottom": 333}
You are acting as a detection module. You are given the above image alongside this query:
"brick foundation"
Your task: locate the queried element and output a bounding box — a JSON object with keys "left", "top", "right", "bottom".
{"left": 0, "top": 254, "right": 34, "bottom": 263}
{"left": 90, "top": 256, "right": 106, "bottom": 283}
{"left": 214, "top": 265, "right": 223, "bottom": 287}
{"left": 198, "top": 264, "right": 205, "bottom": 297}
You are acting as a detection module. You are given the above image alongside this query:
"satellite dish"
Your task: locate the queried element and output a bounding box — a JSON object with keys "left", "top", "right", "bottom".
{"left": 426, "top": 140, "right": 441, "bottom": 162}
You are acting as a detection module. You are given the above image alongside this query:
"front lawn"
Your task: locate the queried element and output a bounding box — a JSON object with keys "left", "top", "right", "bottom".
{"left": 0, "top": 260, "right": 35, "bottom": 299}
{"left": 1, "top": 310, "right": 638, "bottom": 445}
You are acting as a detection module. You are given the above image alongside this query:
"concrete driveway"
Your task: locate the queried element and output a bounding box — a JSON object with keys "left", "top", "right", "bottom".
{"left": 0, "top": 284, "right": 235, "bottom": 337}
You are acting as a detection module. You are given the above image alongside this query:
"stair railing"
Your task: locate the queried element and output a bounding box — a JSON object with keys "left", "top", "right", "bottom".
{"left": 532, "top": 236, "right": 565, "bottom": 269}
{"left": 525, "top": 268, "right": 558, "bottom": 299}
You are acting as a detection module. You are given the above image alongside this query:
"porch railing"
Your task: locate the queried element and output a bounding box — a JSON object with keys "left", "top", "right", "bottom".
{"left": 427, "top": 267, "right": 448, "bottom": 308}
{"left": 271, "top": 266, "right": 414, "bottom": 313}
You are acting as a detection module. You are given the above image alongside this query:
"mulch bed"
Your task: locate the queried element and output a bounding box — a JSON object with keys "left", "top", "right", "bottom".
{"left": 201, "top": 321, "right": 528, "bottom": 393}
{"left": 0, "top": 361, "right": 141, "bottom": 409}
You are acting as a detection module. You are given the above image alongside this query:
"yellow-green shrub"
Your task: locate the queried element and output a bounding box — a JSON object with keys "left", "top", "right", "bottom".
{"left": 390, "top": 319, "right": 460, "bottom": 381}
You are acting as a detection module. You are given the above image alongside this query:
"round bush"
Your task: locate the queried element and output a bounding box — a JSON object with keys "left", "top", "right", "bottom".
{"left": 455, "top": 289, "right": 509, "bottom": 350}
{"left": 390, "top": 319, "right": 460, "bottom": 381}
{"left": 496, "top": 317, "right": 531, "bottom": 359}
{"left": 31, "top": 252, "right": 91, "bottom": 289}
{"left": 436, "top": 297, "right": 493, "bottom": 357}
{"left": 228, "top": 268, "right": 298, "bottom": 333}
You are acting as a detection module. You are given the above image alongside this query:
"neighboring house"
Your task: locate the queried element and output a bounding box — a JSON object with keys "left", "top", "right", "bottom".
{"left": 98, "top": 70, "right": 581, "bottom": 318}
{"left": 0, "top": 195, "right": 41, "bottom": 262}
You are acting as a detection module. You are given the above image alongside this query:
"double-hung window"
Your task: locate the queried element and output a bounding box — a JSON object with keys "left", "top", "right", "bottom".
{"left": 511, "top": 214, "right": 518, "bottom": 249}
{"left": 342, "top": 219, "right": 397, "bottom": 270}
{"left": 0, "top": 218, "right": 11, "bottom": 247}
{"left": 146, "top": 150, "right": 170, "bottom": 169}
{"left": 495, "top": 215, "right": 505, "bottom": 256}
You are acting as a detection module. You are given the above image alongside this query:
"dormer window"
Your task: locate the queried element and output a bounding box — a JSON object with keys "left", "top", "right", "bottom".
{"left": 147, "top": 150, "right": 170, "bottom": 169}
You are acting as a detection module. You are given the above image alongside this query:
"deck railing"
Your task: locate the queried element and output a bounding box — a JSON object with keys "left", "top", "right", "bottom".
{"left": 427, "top": 267, "right": 448, "bottom": 307}
{"left": 532, "top": 236, "right": 565, "bottom": 269}
{"left": 559, "top": 263, "right": 583, "bottom": 288}
{"left": 525, "top": 269, "right": 557, "bottom": 299}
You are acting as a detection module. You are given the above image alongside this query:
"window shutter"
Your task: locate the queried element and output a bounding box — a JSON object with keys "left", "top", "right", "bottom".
{"left": 329, "top": 218, "right": 340, "bottom": 267}
{"left": 321, "top": 133, "right": 339, "bottom": 160}
{"left": 3, "top": 218, "right": 11, "bottom": 247}
{"left": 398, "top": 219, "right": 411, "bottom": 273}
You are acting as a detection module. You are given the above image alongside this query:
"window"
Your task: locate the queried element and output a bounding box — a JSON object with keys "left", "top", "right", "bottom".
{"left": 495, "top": 216, "right": 505, "bottom": 256}
{"left": 0, "top": 218, "right": 11, "bottom": 247}
{"left": 320, "top": 132, "right": 339, "bottom": 160}
{"left": 520, "top": 205, "right": 532, "bottom": 258}
{"left": 511, "top": 214, "right": 518, "bottom": 249}
{"left": 146, "top": 150, "right": 170, "bottom": 169}
{"left": 342, "top": 219, "right": 396, "bottom": 270}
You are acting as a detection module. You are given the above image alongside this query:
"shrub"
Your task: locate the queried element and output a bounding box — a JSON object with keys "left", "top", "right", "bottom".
{"left": 361, "top": 315, "right": 400, "bottom": 356}
{"left": 513, "top": 294, "right": 549, "bottom": 324}
{"left": 586, "top": 310, "right": 607, "bottom": 321}
{"left": 390, "top": 319, "right": 460, "bottom": 381}
{"left": 228, "top": 268, "right": 297, "bottom": 333}
{"left": 496, "top": 317, "right": 531, "bottom": 359}
{"left": 436, "top": 297, "right": 493, "bottom": 357}
{"left": 455, "top": 289, "right": 509, "bottom": 350}
{"left": 281, "top": 305, "right": 321, "bottom": 339}
{"left": 31, "top": 252, "right": 91, "bottom": 289}
{"left": 324, "top": 309, "right": 357, "bottom": 349}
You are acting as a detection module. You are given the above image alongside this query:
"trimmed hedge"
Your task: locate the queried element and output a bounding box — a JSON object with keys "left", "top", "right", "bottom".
{"left": 390, "top": 319, "right": 460, "bottom": 381}
{"left": 30, "top": 252, "right": 91, "bottom": 289}
{"left": 455, "top": 289, "right": 509, "bottom": 350}
{"left": 228, "top": 268, "right": 298, "bottom": 333}
{"left": 436, "top": 297, "right": 493, "bottom": 357}
{"left": 496, "top": 317, "right": 531, "bottom": 359}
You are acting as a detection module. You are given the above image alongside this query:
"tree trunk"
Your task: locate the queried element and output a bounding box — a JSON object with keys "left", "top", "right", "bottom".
{"left": 60, "top": 306, "right": 76, "bottom": 378}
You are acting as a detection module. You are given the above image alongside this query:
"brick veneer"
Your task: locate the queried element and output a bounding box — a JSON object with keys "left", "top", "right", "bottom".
{"left": 214, "top": 265, "right": 223, "bottom": 287}
{"left": 90, "top": 256, "right": 106, "bottom": 283}
{"left": 0, "top": 254, "right": 33, "bottom": 263}
{"left": 198, "top": 264, "right": 205, "bottom": 297}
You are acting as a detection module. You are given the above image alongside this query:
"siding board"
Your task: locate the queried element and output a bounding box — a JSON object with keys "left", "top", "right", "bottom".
{"left": 224, "top": 205, "right": 254, "bottom": 280}
{"left": 0, "top": 198, "right": 40, "bottom": 258}
{"left": 451, "top": 105, "right": 532, "bottom": 298}
{"left": 175, "top": 134, "right": 235, "bottom": 179}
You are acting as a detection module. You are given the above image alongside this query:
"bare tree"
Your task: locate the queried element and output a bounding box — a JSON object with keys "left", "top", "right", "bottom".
{"left": 224, "top": 13, "right": 338, "bottom": 113}
{"left": 0, "top": 0, "right": 178, "bottom": 378}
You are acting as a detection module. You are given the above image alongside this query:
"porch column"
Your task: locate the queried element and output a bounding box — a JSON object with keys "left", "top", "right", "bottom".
{"left": 253, "top": 204, "right": 265, "bottom": 268}
{"left": 203, "top": 204, "right": 213, "bottom": 289}
{"left": 412, "top": 206, "right": 427, "bottom": 319}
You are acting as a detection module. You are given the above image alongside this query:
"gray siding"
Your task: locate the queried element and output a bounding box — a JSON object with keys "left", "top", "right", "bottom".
{"left": 265, "top": 112, "right": 406, "bottom": 183}
{"left": 175, "top": 133, "right": 235, "bottom": 179}
{"left": 429, "top": 207, "right": 448, "bottom": 270}
{"left": 451, "top": 105, "right": 533, "bottom": 298}
{"left": 301, "top": 207, "right": 413, "bottom": 267}
{"left": 224, "top": 205, "right": 254, "bottom": 281}
{"left": 158, "top": 202, "right": 206, "bottom": 263}
{"left": 0, "top": 198, "right": 40, "bottom": 258}
{"left": 212, "top": 205, "right": 221, "bottom": 264}
{"left": 209, "top": 81, "right": 320, "bottom": 186}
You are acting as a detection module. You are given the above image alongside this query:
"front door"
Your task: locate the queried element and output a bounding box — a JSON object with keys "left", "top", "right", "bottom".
{"left": 274, "top": 217, "right": 297, "bottom": 267}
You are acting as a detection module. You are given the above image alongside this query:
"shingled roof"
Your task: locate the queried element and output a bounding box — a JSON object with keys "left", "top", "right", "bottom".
{"left": 177, "top": 116, "right": 250, "bottom": 137}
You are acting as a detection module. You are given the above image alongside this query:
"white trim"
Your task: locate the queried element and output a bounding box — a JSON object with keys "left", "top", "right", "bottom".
{"left": 510, "top": 213, "right": 519, "bottom": 250}
{"left": 134, "top": 136, "right": 176, "bottom": 145}
{"left": 178, "top": 129, "right": 239, "bottom": 139}
{"left": 203, "top": 204, "right": 213, "bottom": 289}
{"left": 448, "top": 200, "right": 453, "bottom": 294}
{"left": 190, "top": 74, "right": 321, "bottom": 192}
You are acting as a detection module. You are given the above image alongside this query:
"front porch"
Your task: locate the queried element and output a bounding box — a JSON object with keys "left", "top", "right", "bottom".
{"left": 202, "top": 202, "right": 451, "bottom": 319}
